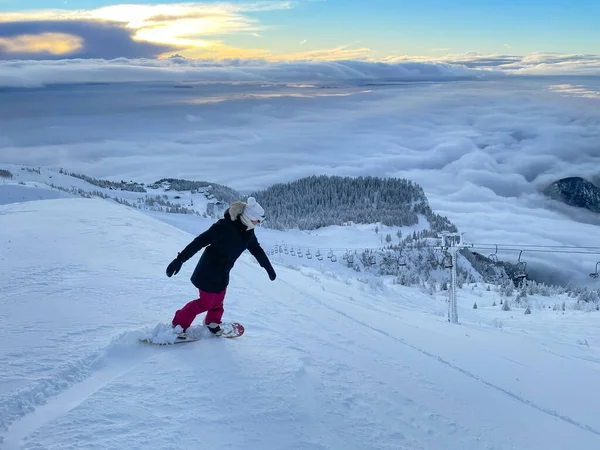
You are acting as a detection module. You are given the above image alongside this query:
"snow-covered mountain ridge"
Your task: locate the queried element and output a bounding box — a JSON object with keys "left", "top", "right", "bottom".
{"left": 3, "top": 164, "right": 600, "bottom": 295}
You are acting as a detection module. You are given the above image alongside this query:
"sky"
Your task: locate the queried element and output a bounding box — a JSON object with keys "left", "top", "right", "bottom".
{"left": 0, "top": 0, "right": 598, "bottom": 61}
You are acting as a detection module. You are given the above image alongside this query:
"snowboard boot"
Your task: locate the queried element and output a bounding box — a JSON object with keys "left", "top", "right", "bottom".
{"left": 176, "top": 332, "right": 189, "bottom": 341}
{"left": 171, "top": 324, "right": 188, "bottom": 341}
{"left": 205, "top": 322, "right": 223, "bottom": 336}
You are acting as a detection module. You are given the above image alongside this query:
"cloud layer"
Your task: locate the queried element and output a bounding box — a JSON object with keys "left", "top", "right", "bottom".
{"left": 0, "top": 58, "right": 487, "bottom": 88}
{"left": 1, "top": 51, "right": 599, "bottom": 91}
{"left": 386, "top": 52, "right": 600, "bottom": 76}
{"left": 1, "top": 76, "right": 599, "bottom": 286}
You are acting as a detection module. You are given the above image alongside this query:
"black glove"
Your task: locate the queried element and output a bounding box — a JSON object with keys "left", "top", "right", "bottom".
{"left": 166, "top": 258, "right": 183, "bottom": 277}
{"left": 266, "top": 264, "right": 276, "bottom": 281}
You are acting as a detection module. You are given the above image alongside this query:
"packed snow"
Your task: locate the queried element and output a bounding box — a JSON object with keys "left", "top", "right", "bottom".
{"left": 1, "top": 187, "right": 600, "bottom": 449}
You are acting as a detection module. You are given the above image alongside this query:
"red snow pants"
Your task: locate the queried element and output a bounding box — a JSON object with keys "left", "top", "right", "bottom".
{"left": 172, "top": 288, "right": 227, "bottom": 331}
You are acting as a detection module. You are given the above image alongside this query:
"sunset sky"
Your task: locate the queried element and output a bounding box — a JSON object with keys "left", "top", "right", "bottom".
{"left": 1, "top": 0, "right": 598, "bottom": 61}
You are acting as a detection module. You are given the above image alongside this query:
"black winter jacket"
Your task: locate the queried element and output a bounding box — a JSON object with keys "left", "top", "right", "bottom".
{"left": 175, "top": 208, "right": 274, "bottom": 293}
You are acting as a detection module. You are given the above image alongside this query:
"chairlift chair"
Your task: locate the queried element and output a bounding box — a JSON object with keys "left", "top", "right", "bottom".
{"left": 589, "top": 262, "right": 600, "bottom": 279}
{"left": 514, "top": 250, "right": 528, "bottom": 280}
{"left": 489, "top": 244, "right": 498, "bottom": 263}
{"left": 397, "top": 248, "right": 407, "bottom": 267}
{"left": 443, "top": 251, "right": 453, "bottom": 269}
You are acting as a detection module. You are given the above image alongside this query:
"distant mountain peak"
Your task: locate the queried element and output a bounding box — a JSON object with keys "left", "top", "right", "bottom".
{"left": 543, "top": 176, "right": 600, "bottom": 213}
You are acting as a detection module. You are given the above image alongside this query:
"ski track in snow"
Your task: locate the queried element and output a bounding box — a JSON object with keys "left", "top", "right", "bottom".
{"left": 278, "top": 276, "right": 600, "bottom": 440}
{"left": 323, "top": 293, "right": 600, "bottom": 437}
{"left": 0, "top": 331, "right": 157, "bottom": 448}
{"left": 235, "top": 279, "right": 474, "bottom": 450}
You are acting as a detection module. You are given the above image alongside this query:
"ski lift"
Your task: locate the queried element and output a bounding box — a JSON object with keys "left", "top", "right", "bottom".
{"left": 298, "top": 248, "right": 303, "bottom": 258}
{"left": 367, "top": 253, "right": 376, "bottom": 266}
{"left": 331, "top": 254, "right": 337, "bottom": 262}
{"left": 284, "top": 246, "right": 289, "bottom": 255}
{"left": 343, "top": 250, "right": 349, "bottom": 261}
{"left": 439, "top": 232, "right": 465, "bottom": 250}
{"left": 347, "top": 252, "right": 354, "bottom": 264}
{"left": 316, "top": 249, "right": 323, "bottom": 261}
{"left": 514, "top": 250, "right": 528, "bottom": 280}
{"left": 589, "top": 261, "right": 600, "bottom": 279}
{"left": 397, "top": 248, "right": 407, "bottom": 267}
{"left": 489, "top": 244, "right": 498, "bottom": 263}
{"left": 327, "top": 249, "right": 333, "bottom": 259}
{"left": 306, "top": 249, "right": 312, "bottom": 259}
{"left": 443, "top": 250, "right": 453, "bottom": 269}
{"left": 290, "top": 248, "right": 296, "bottom": 256}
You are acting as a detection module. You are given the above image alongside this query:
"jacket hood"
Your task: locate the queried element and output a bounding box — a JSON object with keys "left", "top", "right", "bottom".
{"left": 227, "top": 200, "right": 246, "bottom": 221}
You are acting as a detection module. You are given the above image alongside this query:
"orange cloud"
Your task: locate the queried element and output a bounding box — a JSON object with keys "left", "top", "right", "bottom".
{"left": 0, "top": 32, "right": 83, "bottom": 55}
{"left": 278, "top": 45, "right": 372, "bottom": 61}
{"left": 170, "top": 43, "right": 372, "bottom": 62}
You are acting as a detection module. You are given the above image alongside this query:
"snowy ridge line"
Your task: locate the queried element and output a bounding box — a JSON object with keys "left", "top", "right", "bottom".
{"left": 280, "top": 276, "right": 600, "bottom": 438}
{"left": 0, "top": 329, "right": 150, "bottom": 434}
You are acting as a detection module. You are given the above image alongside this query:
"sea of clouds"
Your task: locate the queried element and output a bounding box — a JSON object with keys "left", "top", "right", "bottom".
{"left": 0, "top": 58, "right": 489, "bottom": 88}
{"left": 1, "top": 59, "right": 599, "bottom": 286}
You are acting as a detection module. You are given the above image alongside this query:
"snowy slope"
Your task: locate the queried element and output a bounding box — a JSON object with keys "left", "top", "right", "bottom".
{"left": 0, "top": 183, "right": 73, "bottom": 205}
{"left": 1, "top": 197, "right": 600, "bottom": 450}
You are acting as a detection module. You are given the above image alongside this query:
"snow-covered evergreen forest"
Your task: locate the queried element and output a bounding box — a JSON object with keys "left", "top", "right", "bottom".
{"left": 250, "top": 175, "right": 458, "bottom": 232}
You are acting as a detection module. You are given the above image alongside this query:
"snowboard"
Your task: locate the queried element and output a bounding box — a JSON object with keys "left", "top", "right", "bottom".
{"left": 140, "top": 322, "right": 245, "bottom": 345}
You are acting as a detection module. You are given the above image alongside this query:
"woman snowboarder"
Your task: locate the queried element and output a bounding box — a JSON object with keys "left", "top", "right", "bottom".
{"left": 165, "top": 197, "right": 276, "bottom": 335}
